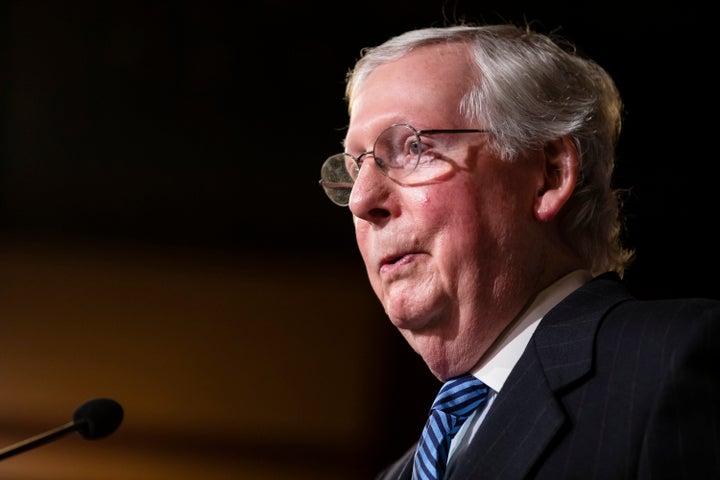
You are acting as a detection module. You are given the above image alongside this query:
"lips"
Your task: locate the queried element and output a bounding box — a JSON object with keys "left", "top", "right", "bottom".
{"left": 381, "top": 253, "right": 405, "bottom": 266}
{"left": 379, "top": 252, "right": 417, "bottom": 273}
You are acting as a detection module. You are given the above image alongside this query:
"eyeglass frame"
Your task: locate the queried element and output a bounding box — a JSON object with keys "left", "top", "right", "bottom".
{"left": 318, "top": 123, "right": 492, "bottom": 206}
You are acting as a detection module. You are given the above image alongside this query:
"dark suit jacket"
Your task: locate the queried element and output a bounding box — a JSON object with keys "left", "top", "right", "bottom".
{"left": 376, "top": 273, "right": 720, "bottom": 479}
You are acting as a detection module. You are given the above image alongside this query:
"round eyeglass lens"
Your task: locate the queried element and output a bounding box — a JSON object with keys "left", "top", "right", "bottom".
{"left": 372, "top": 124, "right": 421, "bottom": 179}
{"left": 320, "top": 154, "right": 355, "bottom": 206}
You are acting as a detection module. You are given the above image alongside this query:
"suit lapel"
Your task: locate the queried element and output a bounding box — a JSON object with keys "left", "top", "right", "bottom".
{"left": 375, "top": 444, "right": 415, "bottom": 480}
{"left": 449, "top": 345, "right": 566, "bottom": 478}
{"left": 449, "top": 273, "right": 631, "bottom": 478}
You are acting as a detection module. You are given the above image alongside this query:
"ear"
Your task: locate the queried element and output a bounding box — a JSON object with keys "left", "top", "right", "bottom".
{"left": 534, "top": 135, "right": 578, "bottom": 221}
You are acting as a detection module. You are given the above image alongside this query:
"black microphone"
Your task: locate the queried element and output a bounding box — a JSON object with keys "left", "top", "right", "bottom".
{"left": 0, "top": 398, "right": 124, "bottom": 461}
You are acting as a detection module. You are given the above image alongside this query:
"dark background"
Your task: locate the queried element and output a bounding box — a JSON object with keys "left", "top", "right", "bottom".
{"left": 0, "top": 1, "right": 717, "bottom": 477}
{"left": 1, "top": 1, "right": 718, "bottom": 297}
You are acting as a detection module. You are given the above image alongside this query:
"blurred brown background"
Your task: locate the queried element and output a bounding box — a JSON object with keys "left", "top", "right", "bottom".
{"left": 0, "top": 1, "right": 717, "bottom": 478}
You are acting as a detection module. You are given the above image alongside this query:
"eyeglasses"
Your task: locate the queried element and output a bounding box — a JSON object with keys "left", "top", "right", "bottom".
{"left": 319, "top": 123, "right": 491, "bottom": 206}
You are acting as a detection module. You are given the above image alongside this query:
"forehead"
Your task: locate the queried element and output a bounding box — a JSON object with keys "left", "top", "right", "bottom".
{"left": 347, "top": 43, "right": 474, "bottom": 139}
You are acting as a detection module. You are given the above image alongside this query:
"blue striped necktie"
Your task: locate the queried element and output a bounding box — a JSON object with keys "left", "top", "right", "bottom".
{"left": 413, "top": 374, "right": 489, "bottom": 480}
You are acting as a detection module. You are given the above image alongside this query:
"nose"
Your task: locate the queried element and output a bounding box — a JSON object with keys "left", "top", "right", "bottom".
{"left": 347, "top": 157, "right": 394, "bottom": 222}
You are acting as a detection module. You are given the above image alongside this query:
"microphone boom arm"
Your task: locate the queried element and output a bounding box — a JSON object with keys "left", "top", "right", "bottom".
{"left": 0, "top": 421, "right": 77, "bottom": 460}
{"left": 0, "top": 398, "right": 123, "bottom": 461}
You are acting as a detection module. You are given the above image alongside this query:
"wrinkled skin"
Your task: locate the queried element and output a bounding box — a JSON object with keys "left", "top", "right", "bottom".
{"left": 345, "top": 43, "right": 582, "bottom": 380}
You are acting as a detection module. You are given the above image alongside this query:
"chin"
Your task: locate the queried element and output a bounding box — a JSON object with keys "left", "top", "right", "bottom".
{"left": 384, "top": 298, "right": 438, "bottom": 330}
{"left": 424, "top": 358, "right": 453, "bottom": 381}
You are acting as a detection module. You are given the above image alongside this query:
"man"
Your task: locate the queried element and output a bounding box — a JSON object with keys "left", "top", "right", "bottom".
{"left": 319, "top": 24, "right": 720, "bottom": 479}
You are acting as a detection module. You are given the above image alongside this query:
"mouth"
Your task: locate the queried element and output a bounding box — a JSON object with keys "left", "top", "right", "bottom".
{"left": 381, "top": 253, "right": 405, "bottom": 266}
{"left": 379, "top": 252, "right": 416, "bottom": 272}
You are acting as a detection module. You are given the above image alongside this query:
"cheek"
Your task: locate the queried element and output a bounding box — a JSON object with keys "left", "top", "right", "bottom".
{"left": 431, "top": 180, "right": 483, "bottom": 224}
{"left": 354, "top": 222, "right": 377, "bottom": 278}
{"left": 411, "top": 189, "right": 451, "bottom": 222}
{"left": 354, "top": 221, "right": 369, "bottom": 256}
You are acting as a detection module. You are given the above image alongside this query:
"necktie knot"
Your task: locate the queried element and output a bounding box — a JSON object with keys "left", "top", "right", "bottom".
{"left": 431, "top": 374, "right": 488, "bottom": 417}
{"left": 413, "top": 374, "right": 488, "bottom": 480}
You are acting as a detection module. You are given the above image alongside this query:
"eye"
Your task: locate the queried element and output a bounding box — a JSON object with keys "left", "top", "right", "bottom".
{"left": 413, "top": 137, "right": 441, "bottom": 166}
{"left": 391, "top": 134, "right": 425, "bottom": 168}
{"left": 409, "top": 138, "right": 423, "bottom": 155}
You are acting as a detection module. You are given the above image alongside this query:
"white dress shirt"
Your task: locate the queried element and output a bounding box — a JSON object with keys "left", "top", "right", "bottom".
{"left": 445, "top": 269, "right": 592, "bottom": 470}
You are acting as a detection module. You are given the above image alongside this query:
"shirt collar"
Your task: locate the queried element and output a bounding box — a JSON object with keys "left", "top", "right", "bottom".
{"left": 471, "top": 269, "right": 592, "bottom": 392}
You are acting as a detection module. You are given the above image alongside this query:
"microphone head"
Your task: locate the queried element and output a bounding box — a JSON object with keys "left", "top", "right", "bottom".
{"left": 73, "top": 398, "right": 124, "bottom": 440}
